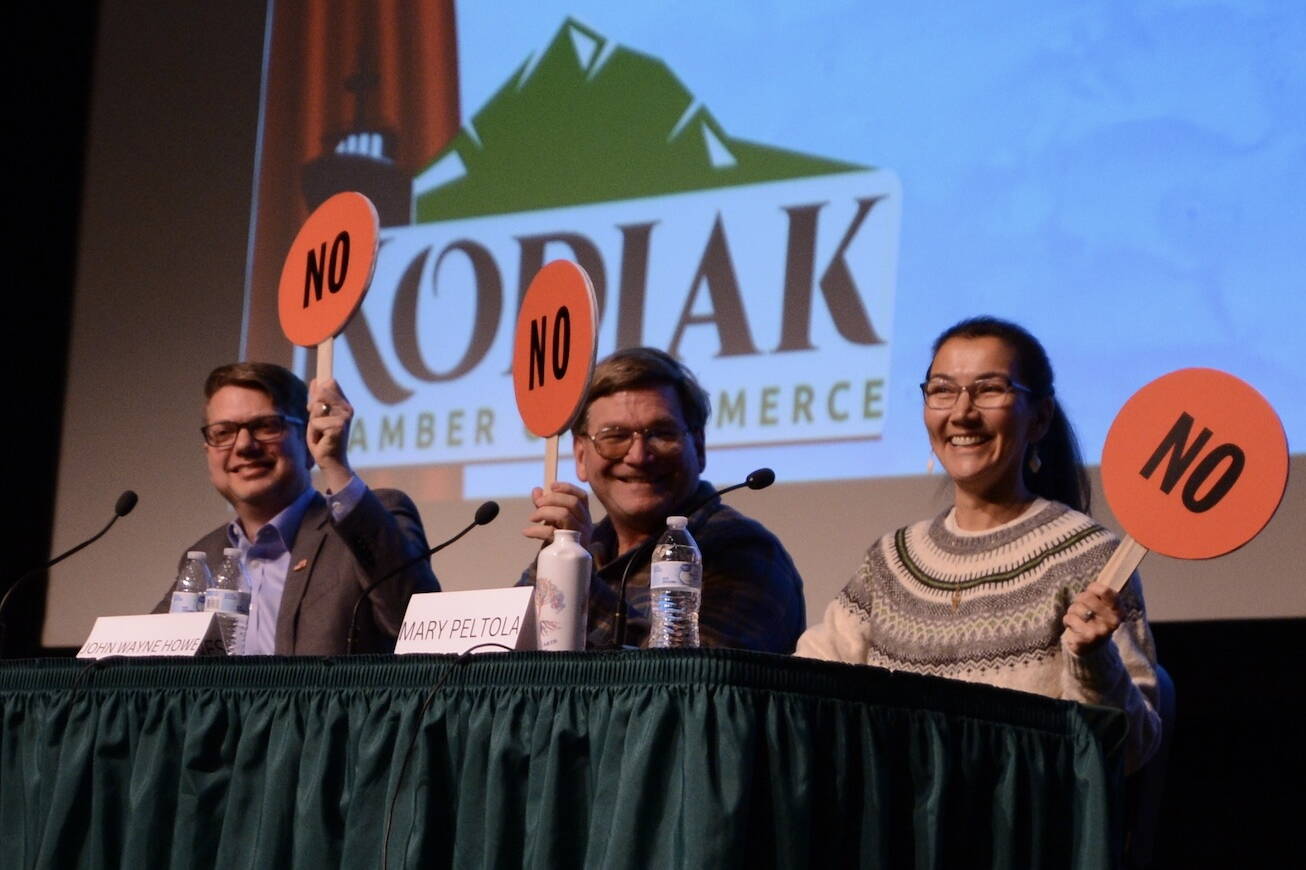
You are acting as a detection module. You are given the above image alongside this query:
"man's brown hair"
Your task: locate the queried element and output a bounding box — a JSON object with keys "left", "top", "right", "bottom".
{"left": 204, "top": 362, "right": 308, "bottom": 422}
{"left": 571, "top": 347, "right": 711, "bottom": 436}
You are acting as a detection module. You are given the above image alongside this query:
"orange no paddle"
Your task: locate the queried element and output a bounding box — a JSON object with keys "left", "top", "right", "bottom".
{"left": 277, "top": 192, "right": 380, "bottom": 348}
{"left": 1102, "top": 367, "right": 1288, "bottom": 560}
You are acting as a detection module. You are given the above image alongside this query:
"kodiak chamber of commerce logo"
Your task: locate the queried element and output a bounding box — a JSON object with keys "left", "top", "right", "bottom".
{"left": 251, "top": 14, "right": 901, "bottom": 487}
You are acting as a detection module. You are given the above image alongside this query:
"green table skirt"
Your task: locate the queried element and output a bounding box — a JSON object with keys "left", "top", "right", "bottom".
{"left": 1, "top": 649, "right": 1124, "bottom": 869}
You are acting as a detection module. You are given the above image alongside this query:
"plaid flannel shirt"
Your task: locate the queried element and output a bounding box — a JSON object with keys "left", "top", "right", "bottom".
{"left": 519, "top": 481, "right": 805, "bottom": 652}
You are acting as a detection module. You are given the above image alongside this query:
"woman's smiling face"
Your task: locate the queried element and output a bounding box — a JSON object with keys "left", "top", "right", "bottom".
{"left": 925, "top": 335, "right": 1049, "bottom": 502}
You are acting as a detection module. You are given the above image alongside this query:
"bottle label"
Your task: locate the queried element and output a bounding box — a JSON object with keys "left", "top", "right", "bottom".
{"left": 170, "top": 591, "right": 203, "bottom": 613}
{"left": 650, "top": 561, "right": 702, "bottom": 591}
{"left": 535, "top": 542, "right": 592, "bottom": 652}
{"left": 204, "top": 588, "right": 248, "bottom": 614}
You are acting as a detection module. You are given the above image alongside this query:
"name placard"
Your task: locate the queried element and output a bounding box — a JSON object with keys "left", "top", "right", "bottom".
{"left": 77, "top": 613, "right": 228, "bottom": 659}
{"left": 395, "top": 587, "right": 536, "bottom": 655}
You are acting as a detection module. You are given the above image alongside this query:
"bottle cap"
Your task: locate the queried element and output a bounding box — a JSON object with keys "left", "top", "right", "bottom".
{"left": 222, "top": 547, "right": 242, "bottom": 557}
{"left": 554, "top": 529, "right": 580, "bottom": 542}
{"left": 666, "top": 516, "right": 688, "bottom": 529}
{"left": 186, "top": 551, "right": 208, "bottom": 560}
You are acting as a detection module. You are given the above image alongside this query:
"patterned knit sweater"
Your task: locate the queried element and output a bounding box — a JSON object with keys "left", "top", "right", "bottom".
{"left": 797, "top": 498, "right": 1161, "bottom": 771}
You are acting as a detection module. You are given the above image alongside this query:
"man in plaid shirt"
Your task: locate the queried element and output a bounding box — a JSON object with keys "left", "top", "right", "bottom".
{"left": 518, "top": 348, "right": 805, "bottom": 651}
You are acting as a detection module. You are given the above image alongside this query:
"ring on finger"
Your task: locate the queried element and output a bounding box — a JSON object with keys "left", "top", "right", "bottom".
{"left": 317, "top": 402, "right": 331, "bottom": 416}
{"left": 1082, "top": 607, "right": 1095, "bottom": 621}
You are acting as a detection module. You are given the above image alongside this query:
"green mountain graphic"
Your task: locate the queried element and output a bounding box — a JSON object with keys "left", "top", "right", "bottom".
{"left": 413, "top": 18, "right": 866, "bottom": 222}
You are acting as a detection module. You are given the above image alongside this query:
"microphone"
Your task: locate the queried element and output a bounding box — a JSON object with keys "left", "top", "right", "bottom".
{"left": 691, "top": 467, "right": 774, "bottom": 510}
{"left": 612, "top": 469, "right": 776, "bottom": 648}
{"left": 471, "top": 500, "right": 501, "bottom": 527}
{"left": 115, "top": 490, "right": 139, "bottom": 517}
{"left": 345, "top": 500, "right": 500, "bottom": 654}
{"left": 1, "top": 490, "right": 139, "bottom": 655}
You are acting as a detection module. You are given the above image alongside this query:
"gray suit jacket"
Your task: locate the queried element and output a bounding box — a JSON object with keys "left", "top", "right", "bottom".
{"left": 158, "top": 487, "right": 438, "bottom": 654}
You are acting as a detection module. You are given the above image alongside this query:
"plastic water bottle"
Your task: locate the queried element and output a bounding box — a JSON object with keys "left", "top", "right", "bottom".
{"left": 205, "top": 547, "right": 250, "bottom": 653}
{"left": 206, "top": 548, "right": 252, "bottom": 615}
{"left": 648, "top": 516, "right": 702, "bottom": 648}
{"left": 534, "top": 529, "right": 592, "bottom": 651}
{"left": 169, "top": 551, "right": 210, "bottom": 613}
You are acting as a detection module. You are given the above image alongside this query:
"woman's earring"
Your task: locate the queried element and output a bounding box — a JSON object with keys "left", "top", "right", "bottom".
{"left": 1027, "top": 446, "right": 1042, "bottom": 474}
{"left": 927, "top": 452, "right": 936, "bottom": 474}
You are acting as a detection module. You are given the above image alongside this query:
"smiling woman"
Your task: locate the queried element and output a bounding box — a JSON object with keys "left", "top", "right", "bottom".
{"left": 922, "top": 329, "right": 1079, "bottom": 528}
{"left": 797, "top": 316, "right": 1163, "bottom": 774}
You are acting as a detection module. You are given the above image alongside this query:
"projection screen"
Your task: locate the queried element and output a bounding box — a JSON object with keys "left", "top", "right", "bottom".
{"left": 46, "top": 0, "right": 1305, "bottom": 646}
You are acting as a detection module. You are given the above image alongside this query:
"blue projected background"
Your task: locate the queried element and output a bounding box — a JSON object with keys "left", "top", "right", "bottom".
{"left": 439, "top": 0, "right": 1303, "bottom": 488}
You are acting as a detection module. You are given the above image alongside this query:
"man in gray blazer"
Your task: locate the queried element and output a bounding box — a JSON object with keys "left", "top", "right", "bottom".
{"left": 158, "top": 362, "right": 438, "bottom": 654}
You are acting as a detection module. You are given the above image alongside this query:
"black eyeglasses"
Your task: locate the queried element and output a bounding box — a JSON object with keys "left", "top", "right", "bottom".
{"left": 920, "top": 376, "right": 1033, "bottom": 410}
{"left": 200, "top": 414, "right": 304, "bottom": 448}
{"left": 582, "top": 425, "right": 687, "bottom": 460}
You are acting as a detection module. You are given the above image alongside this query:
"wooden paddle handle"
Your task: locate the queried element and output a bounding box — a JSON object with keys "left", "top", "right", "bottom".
{"left": 316, "top": 337, "right": 334, "bottom": 383}
{"left": 544, "top": 435, "right": 559, "bottom": 490}
{"left": 1097, "top": 533, "right": 1149, "bottom": 592}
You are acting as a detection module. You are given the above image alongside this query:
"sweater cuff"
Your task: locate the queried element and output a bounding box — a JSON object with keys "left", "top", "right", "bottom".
{"left": 1062, "top": 636, "right": 1127, "bottom": 698}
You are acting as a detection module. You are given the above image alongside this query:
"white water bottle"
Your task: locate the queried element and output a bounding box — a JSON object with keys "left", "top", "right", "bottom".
{"left": 534, "top": 529, "right": 592, "bottom": 651}
{"left": 648, "top": 516, "right": 702, "bottom": 648}
{"left": 170, "top": 551, "right": 210, "bottom": 613}
{"left": 205, "top": 547, "right": 250, "bottom": 654}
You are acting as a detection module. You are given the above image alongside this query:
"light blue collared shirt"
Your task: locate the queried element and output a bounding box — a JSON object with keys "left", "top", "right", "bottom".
{"left": 225, "top": 475, "right": 366, "bottom": 654}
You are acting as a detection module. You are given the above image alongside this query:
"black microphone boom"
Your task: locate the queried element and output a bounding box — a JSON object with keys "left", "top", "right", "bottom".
{"left": 612, "top": 469, "right": 775, "bottom": 648}
{"left": 0, "top": 490, "right": 139, "bottom": 655}
{"left": 678, "top": 467, "right": 775, "bottom": 519}
{"left": 345, "top": 500, "right": 500, "bottom": 654}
